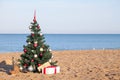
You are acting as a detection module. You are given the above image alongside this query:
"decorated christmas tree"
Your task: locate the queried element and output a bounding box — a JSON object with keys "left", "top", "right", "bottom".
{"left": 18, "top": 11, "right": 57, "bottom": 72}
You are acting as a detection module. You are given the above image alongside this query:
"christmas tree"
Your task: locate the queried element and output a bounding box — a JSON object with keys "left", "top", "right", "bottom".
{"left": 18, "top": 11, "right": 57, "bottom": 72}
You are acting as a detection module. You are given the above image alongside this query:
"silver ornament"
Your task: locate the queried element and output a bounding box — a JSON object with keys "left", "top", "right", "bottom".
{"left": 49, "top": 59, "right": 52, "bottom": 62}
{"left": 28, "top": 65, "right": 34, "bottom": 72}
{"left": 40, "top": 33, "right": 42, "bottom": 36}
{"left": 49, "top": 49, "right": 52, "bottom": 52}
{"left": 32, "top": 50, "right": 34, "bottom": 52}
{"left": 34, "top": 54, "right": 38, "bottom": 58}
{"left": 29, "top": 25, "right": 32, "bottom": 29}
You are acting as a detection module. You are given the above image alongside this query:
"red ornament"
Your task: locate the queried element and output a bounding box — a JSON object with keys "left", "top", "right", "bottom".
{"left": 34, "top": 43, "right": 38, "bottom": 47}
{"left": 24, "top": 64, "right": 27, "bottom": 67}
{"left": 31, "top": 33, "right": 34, "bottom": 37}
{"left": 37, "top": 25, "right": 40, "bottom": 29}
{"left": 31, "top": 59, "right": 34, "bottom": 62}
{"left": 38, "top": 64, "right": 41, "bottom": 67}
{"left": 40, "top": 53, "right": 43, "bottom": 57}
{"left": 24, "top": 49, "right": 27, "bottom": 53}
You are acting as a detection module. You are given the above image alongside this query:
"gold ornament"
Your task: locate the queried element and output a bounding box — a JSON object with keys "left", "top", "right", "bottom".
{"left": 28, "top": 42, "right": 31, "bottom": 44}
{"left": 34, "top": 41, "right": 38, "bottom": 44}
{"left": 40, "top": 48, "right": 43, "bottom": 51}
{"left": 19, "top": 66, "right": 23, "bottom": 71}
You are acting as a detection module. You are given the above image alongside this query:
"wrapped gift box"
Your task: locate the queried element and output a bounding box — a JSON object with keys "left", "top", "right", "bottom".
{"left": 37, "top": 62, "right": 51, "bottom": 72}
{"left": 42, "top": 66, "right": 60, "bottom": 74}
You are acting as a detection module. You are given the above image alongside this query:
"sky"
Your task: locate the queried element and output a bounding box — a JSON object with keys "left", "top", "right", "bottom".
{"left": 0, "top": 0, "right": 120, "bottom": 34}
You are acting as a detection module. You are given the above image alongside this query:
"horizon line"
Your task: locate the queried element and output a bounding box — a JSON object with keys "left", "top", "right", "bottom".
{"left": 0, "top": 33, "right": 120, "bottom": 35}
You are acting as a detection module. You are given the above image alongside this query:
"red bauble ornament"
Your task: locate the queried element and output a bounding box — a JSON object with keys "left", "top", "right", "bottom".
{"left": 31, "top": 59, "right": 34, "bottom": 62}
{"left": 37, "top": 25, "right": 40, "bottom": 29}
{"left": 24, "top": 49, "right": 27, "bottom": 53}
{"left": 31, "top": 33, "right": 34, "bottom": 37}
{"left": 40, "top": 53, "right": 43, "bottom": 57}
{"left": 38, "top": 64, "right": 41, "bottom": 67}
{"left": 34, "top": 43, "right": 38, "bottom": 47}
{"left": 24, "top": 64, "right": 27, "bottom": 67}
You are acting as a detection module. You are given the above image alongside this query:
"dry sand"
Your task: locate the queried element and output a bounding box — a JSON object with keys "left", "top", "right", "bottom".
{"left": 0, "top": 50, "right": 120, "bottom": 80}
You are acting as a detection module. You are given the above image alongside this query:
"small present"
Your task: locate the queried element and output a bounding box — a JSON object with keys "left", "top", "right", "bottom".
{"left": 42, "top": 66, "right": 60, "bottom": 74}
{"left": 37, "top": 62, "right": 51, "bottom": 72}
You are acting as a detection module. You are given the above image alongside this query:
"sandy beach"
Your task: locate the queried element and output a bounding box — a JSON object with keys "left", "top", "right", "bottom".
{"left": 0, "top": 50, "right": 120, "bottom": 80}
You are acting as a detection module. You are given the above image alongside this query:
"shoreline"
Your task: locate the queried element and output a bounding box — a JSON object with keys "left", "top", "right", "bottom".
{"left": 0, "top": 50, "right": 120, "bottom": 80}
{"left": 0, "top": 48, "right": 120, "bottom": 53}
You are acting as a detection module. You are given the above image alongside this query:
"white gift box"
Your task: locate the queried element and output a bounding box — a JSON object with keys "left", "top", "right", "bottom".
{"left": 42, "top": 66, "right": 60, "bottom": 74}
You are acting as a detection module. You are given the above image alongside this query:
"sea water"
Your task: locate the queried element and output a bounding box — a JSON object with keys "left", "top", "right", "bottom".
{"left": 0, "top": 34, "right": 120, "bottom": 52}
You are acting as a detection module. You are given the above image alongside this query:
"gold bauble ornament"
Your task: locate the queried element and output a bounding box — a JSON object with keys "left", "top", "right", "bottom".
{"left": 40, "top": 48, "right": 43, "bottom": 51}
